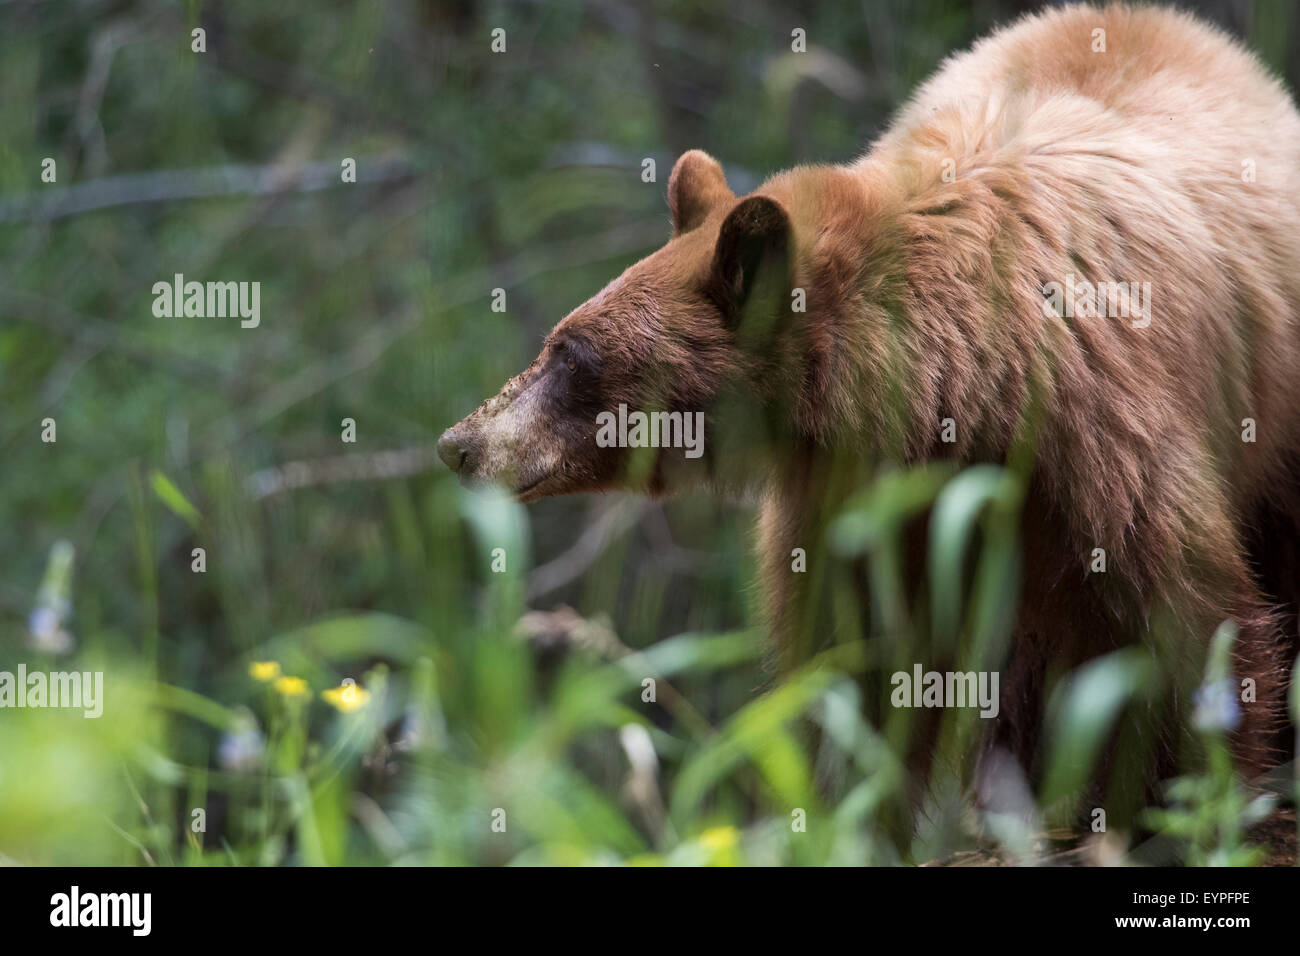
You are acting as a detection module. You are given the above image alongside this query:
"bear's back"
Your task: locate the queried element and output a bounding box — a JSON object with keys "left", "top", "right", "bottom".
{"left": 849, "top": 3, "right": 1300, "bottom": 506}
{"left": 893, "top": 5, "right": 1296, "bottom": 140}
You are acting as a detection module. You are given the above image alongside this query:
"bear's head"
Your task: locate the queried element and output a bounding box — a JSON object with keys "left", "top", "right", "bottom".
{"left": 438, "top": 150, "right": 810, "bottom": 501}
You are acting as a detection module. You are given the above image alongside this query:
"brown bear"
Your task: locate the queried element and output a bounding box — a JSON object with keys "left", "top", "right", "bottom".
{"left": 439, "top": 4, "right": 1298, "bottom": 791}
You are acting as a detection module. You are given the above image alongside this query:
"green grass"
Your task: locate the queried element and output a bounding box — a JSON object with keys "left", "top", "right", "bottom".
{"left": 2, "top": 0, "right": 1295, "bottom": 869}
{"left": 2, "top": 462, "right": 1287, "bottom": 866}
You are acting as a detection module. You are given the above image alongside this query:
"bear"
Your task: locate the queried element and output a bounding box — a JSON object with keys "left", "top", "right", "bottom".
{"left": 439, "top": 3, "right": 1299, "bottom": 806}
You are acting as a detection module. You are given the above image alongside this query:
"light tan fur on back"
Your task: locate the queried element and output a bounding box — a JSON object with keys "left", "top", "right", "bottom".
{"left": 751, "top": 4, "right": 1300, "bottom": 770}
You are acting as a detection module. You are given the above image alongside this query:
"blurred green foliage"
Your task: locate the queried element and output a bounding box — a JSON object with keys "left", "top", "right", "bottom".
{"left": 1, "top": 0, "right": 1294, "bottom": 865}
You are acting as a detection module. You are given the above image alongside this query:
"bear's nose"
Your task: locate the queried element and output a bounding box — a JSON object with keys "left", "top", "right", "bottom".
{"left": 436, "top": 430, "right": 467, "bottom": 473}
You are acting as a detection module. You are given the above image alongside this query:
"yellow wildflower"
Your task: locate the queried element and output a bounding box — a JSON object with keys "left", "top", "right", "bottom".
{"left": 698, "top": 826, "right": 739, "bottom": 852}
{"left": 322, "top": 682, "right": 371, "bottom": 713}
{"left": 273, "top": 675, "right": 310, "bottom": 698}
{"left": 248, "top": 661, "right": 281, "bottom": 682}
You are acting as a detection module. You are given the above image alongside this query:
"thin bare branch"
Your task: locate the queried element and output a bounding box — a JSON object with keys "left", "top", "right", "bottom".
{"left": 0, "top": 153, "right": 418, "bottom": 223}
{"left": 246, "top": 446, "right": 442, "bottom": 500}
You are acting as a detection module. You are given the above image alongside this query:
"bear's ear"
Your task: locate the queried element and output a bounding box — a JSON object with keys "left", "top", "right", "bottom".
{"left": 708, "top": 194, "right": 793, "bottom": 337}
{"left": 668, "top": 150, "right": 733, "bottom": 233}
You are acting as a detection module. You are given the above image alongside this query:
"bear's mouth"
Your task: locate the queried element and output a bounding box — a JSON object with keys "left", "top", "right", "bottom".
{"left": 515, "top": 475, "right": 543, "bottom": 497}
{"left": 452, "top": 466, "right": 548, "bottom": 502}
{"left": 452, "top": 460, "right": 555, "bottom": 502}
{"left": 513, "top": 472, "right": 552, "bottom": 503}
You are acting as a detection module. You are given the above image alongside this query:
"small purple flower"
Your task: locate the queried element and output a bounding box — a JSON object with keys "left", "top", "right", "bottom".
{"left": 27, "top": 606, "right": 72, "bottom": 654}
{"left": 1193, "top": 678, "right": 1241, "bottom": 732}
{"left": 218, "top": 710, "right": 265, "bottom": 772}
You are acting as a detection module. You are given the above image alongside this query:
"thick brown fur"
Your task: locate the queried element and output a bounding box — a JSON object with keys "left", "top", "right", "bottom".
{"left": 441, "top": 5, "right": 1299, "bottom": 782}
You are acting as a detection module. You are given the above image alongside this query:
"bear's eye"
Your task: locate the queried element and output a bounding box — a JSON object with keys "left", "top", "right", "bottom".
{"left": 554, "top": 337, "right": 597, "bottom": 379}
{"left": 554, "top": 340, "right": 579, "bottom": 373}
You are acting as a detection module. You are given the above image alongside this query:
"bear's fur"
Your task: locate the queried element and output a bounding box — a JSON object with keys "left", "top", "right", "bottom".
{"left": 440, "top": 4, "right": 1299, "bottom": 783}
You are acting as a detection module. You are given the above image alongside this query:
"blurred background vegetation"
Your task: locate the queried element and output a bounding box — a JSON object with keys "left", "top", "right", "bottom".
{"left": 1, "top": 0, "right": 1296, "bottom": 866}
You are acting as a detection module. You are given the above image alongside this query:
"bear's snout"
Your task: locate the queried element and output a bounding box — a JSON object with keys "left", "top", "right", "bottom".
{"left": 436, "top": 428, "right": 470, "bottom": 474}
